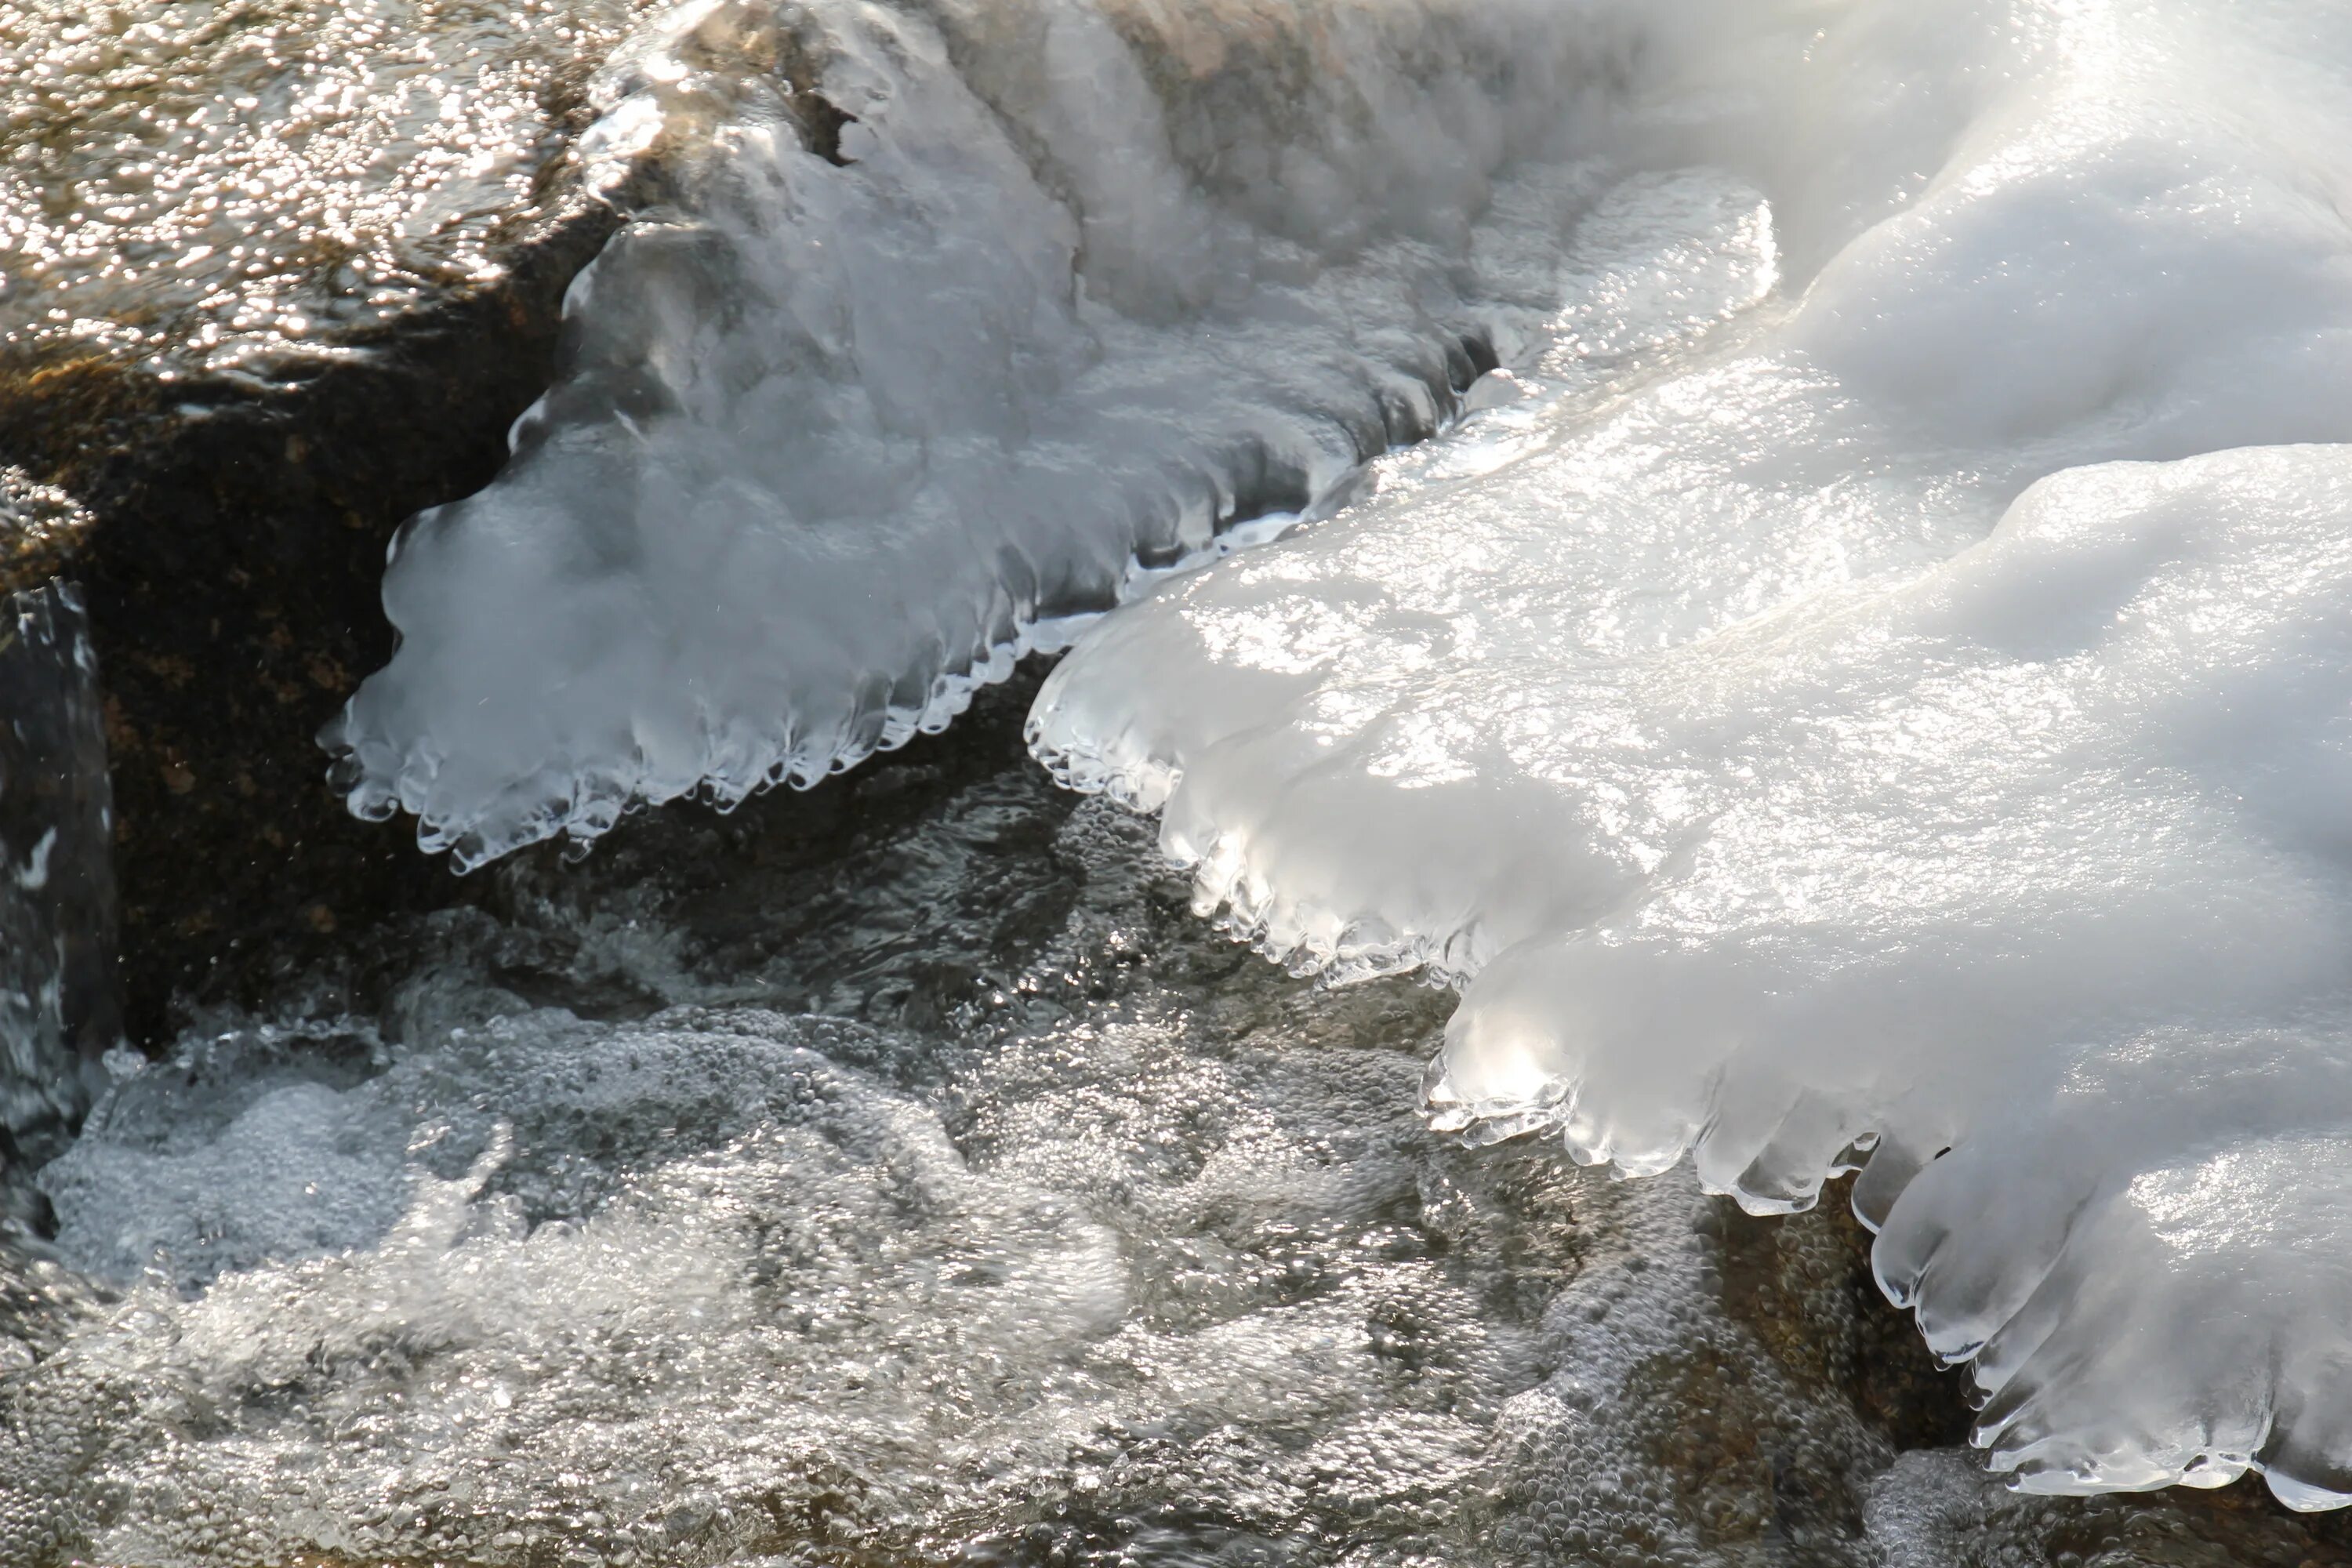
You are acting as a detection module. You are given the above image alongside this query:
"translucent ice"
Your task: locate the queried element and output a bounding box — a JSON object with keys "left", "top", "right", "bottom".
{"left": 1031, "top": 0, "right": 2352, "bottom": 1508}
{"left": 316, "top": 0, "right": 2352, "bottom": 1511}
{"left": 325, "top": 0, "right": 1792, "bottom": 868}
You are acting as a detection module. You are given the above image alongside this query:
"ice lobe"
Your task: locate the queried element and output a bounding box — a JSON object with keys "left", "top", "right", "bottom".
{"left": 323, "top": 0, "right": 1767, "bottom": 869}
{"left": 1030, "top": 0, "right": 2352, "bottom": 1507}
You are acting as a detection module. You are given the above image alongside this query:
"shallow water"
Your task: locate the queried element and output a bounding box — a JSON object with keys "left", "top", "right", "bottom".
{"left": 9, "top": 686, "right": 2352, "bottom": 1567}
{"left": 0, "top": 0, "right": 649, "bottom": 370}
{"left": 0, "top": 678, "right": 1937, "bottom": 1566}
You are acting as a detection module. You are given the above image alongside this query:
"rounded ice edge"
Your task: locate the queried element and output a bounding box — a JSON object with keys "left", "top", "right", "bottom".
{"left": 1028, "top": 695, "right": 2352, "bottom": 1515}
{"left": 320, "top": 608, "right": 1081, "bottom": 875}
{"left": 318, "top": 307, "right": 1512, "bottom": 876}
{"left": 1027, "top": 679, "right": 1490, "bottom": 989}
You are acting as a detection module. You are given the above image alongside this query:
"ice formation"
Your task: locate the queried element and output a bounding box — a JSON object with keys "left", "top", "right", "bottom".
{"left": 313, "top": 0, "right": 2352, "bottom": 1515}
{"left": 1029, "top": 0, "right": 2352, "bottom": 1512}
{"left": 325, "top": 0, "right": 1759, "bottom": 868}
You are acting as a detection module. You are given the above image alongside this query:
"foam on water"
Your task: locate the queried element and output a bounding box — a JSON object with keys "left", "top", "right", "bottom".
{"left": 0, "top": 786, "right": 1941, "bottom": 1567}
{"left": 324, "top": 0, "right": 1795, "bottom": 869}
{"left": 1029, "top": 0, "right": 2352, "bottom": 1508}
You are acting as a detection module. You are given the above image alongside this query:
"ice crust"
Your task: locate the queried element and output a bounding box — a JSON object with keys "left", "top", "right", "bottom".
{"left": 1028, "top": 0, "right": 2352, "bottom": 1510}
{"left": 323, "top": 0, "right": 1760, "bottom": 869}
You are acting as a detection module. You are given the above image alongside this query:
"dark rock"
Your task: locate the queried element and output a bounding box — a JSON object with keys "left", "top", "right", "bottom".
{"left": 1714, "top": 1174, "right": 1974, "bottom": 1455}
{"left": 0, "top": 0, "right": 653, "bottom": 1040}
{"left": 0, "top": 578, "right": 114, "bottom": 1181}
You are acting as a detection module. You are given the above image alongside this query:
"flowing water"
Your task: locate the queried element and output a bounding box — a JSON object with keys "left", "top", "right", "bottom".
{"left": 14, "top": 0, "right": 2352, "bottom": 1560}
{"left": 0, "top": 682, "right": 1946, "bottom": 1566}
{"left": 9, "top": 685, "right": 2352, "bottom": 1566}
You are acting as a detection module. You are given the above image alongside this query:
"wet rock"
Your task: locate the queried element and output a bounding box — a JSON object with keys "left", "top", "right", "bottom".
{"left": 0, "top": 578, "right": 114, "bottom": 1180}
{"left": 0, "top": 0, "right": 655, "bottom": 1040}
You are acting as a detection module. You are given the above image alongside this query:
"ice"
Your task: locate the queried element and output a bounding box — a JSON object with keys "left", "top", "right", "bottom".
{"left": 324, "top": 0, "right": 1802, "bottom": 869}
{"left": 1030, "top": 0, "right": 2352, "bottom": 1508}
{"left": 296, "top": 0, "right": 2352, "bottom": 1516}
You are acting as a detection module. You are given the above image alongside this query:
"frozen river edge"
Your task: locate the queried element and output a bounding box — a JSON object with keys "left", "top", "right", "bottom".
{"left": 4, "top": 674, "right": 2351, "bottom": 1566}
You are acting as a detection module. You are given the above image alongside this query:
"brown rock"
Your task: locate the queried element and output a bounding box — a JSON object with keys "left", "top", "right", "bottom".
{"left": 0, "top": 0, "right": 658, "bottom": 1040}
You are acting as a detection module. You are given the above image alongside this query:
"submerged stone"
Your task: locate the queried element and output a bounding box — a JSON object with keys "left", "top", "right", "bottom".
{"left": 0, "top": 0, "right": 653, "bottom": 375}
